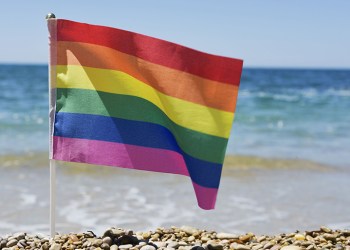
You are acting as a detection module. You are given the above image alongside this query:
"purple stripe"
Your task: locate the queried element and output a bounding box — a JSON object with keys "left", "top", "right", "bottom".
{"left": 53, "top": 136, "right": 190, "bottom": 176}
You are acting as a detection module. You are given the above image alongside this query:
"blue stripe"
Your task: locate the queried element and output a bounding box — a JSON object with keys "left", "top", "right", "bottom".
{"left": 54, "top": 112, "right": 222, "bottom": 188}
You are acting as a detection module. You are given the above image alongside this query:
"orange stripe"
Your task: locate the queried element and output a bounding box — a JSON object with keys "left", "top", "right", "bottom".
{"left": 57, "top": 41, "right": 239, "bottom": 112}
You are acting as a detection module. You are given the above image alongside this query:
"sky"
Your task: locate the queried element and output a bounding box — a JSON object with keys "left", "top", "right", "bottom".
{"left": 0, "top": 0, "right": 349, "bottom": 68}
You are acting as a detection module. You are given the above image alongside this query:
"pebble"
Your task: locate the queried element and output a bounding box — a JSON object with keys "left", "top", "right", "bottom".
{"left": 104, "top": 228, "right": 124, "bottom": 238}
{"left": 119, "top": 244, "right": 133, "bottom": 249}
{"left": 168, "top": 241, "right": 180, "bottom": 248}
{"left": 294, "top": 234, "right": 305, "bottom": 241}
{"left": 187, "top": 236, "right": 195, "bottom": 242}
{"left": 14, "top": 232, "right": 26, "bottom": 240}
{"left": 69, "top": 234, "right": 79, "bottom": 242}
{"left": 101, "top": 242, "right": 111, "bottom": 250}
{"left": 320, "top": 226, "right": 332, "bottom": 233}
{"left": 102, "top": 236, "right": 112, "bottom": 246}
{"left": 110, "top": 245, "right": 119, "bottom": 250}
{"left": 93, "top": 239, "right": 103, "bottom": 247}
{"left": 280, "top": 246, "right": 302, "bottom": 250}
{"left": 140, "top": 245, "right": 156, "bottom": 250}
{"left": 0, "top": 227, "right": 348, "bottom": 250}
{"left": 207, "top": 243, "right": 223, "bottom": 250}
{"left": 232, "top": 243, "right": 251, "bottom": 250}
{"left": 6, "top": 239, "right": 18, "bottom": 247}
{"left": 153, "top": 241, "right": 167, "bottom": 248}
{"left": 49, "top": 243, "right": 62, "bottom": 250}
{"left": 180, "top": 226, "right": 198, "bottom": 235}
{"left": 252, "top": 244, "right": 264, "bottom": 250}
{"left": 216, "top": 233, "right": 239, "bottom": 239}
{"left": 323, "top": 233, "right": 338, "bottom": 241}
{"left": 240, "top": 234, "right": 252, "bottom": 242}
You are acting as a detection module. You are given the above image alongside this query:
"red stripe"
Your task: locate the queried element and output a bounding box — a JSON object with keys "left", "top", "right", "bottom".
{"left": 56, "top": 19, "right": 243, "bottom": 85}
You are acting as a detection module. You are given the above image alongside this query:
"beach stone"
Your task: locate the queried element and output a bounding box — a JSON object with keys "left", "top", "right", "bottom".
{"left": 103, "top": 237, "right": 113, "bottom": 246}
{"left": 14, "top": 232, "right": 26, "bottom": 240}
{"left": 101, "top": 243, "right": 111, "bottom": 250}
{"left": 70, "top": 234, "right": 79, "bottom": 242}
{"left": 153, "top": 241, "right": 166, "bottom": 248}
{"left": 294, "top": 234, "right": 305, "bottom": 241}
{"left": 93, "top": 239, "right": 103, "bottom": 247}
{"left": 18, "top": 239, "right": 27, "bottom": 247}
{"left": 280, "top": 246, "right": 302, "bottom": 250}
{"left": 263, "top": 242, "right": 274, "bottom": 249}
{"left": 6, "top": 239, "right": 18, "bottom": 247}
{"left": 151, "top": 233, "right": 160, "bottom": 241}
{"left": 320, "top": 227, "right": 332, "bottom": 233}
{"left": 116, "top": 235, "right": 139, "bottom": 246}
{"left": 73, "top": 241, "right": 83, "bottom": 246}
{"left": 257, "top": 236, "right": 267, "bottom": 243}
{"left": 142, "top": 232, "right": 151, "bottom": 239}
{"left": 49, "top": 243, "right": 62, "bottom": 250}
{"left": 178, "top": 241, "right": 188, "bottom": 246}
{"left": 191, "top": 247, "right": 205, "bottom": 250}
{"left": 181, "top": 226, "right": 198, "bottom": 235}
{"left": 140, "top": 245, "right": 156, "bottom": 250}
{"left": 270, "top": 246, "right": 281, "bottom": 250}
{"left": 119, "top": 244, "right": 133, "bottom": 249}
{"left": 207, "top": 243, "right": 223, "bottom": 250}
{"left": 110, "top": 245, "right": 119, "bottom": 250}
{"left": 138, "top": 242, "right": 147, "bottom": 247}
{"left": 252, "top": 244, "right": 263, "bottom": 250}
{"left": 167, "top": 241, "right": 179, "bottom": 248}
{"left": 188, "top": 236, "right": 195, "bottom": 242}
{"left": 323, "top": 233, "right": 337, "bottom": 241}
{"left": 126, "top": 230, "right": 134, "bottom": 236}
{"left": 230, "top": 243, "right": 250, "bottom": 250}
{"left": 201, "top": 237, "right": 210, "bottom": 242}
{"left": 1, "top": 240, "right": 7, "bottom": 248}
{"left": 104, "top": 229, "right": 124, "bottom": 239}
{"left": 305, "top": 245, "right": 314, "bottom": 250}
{"left": 179, "top": 246, "right": 192, "bottom": 250}
{"left": 239, "top": 234, "right": 252, "bottom": 242}
{"left": 42, "top": 242, "right": 49, "bottom": 250}
{"left": 216, "top": 233, "right": 239, "bottom": 240}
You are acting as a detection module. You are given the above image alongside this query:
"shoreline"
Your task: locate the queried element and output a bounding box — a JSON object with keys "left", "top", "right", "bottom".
{"left": 0, "top": 152, "right": 334, "bottom": 172}
{"left": 1, "top": 226, "right": 349, "bottom": 250}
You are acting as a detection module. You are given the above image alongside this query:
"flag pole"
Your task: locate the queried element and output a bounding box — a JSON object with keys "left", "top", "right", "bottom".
{"left": 46, "top": 12, "right": 56, "bottom": 238}
{"left": 49, "top": 159, "right": 56, "bottom": 238}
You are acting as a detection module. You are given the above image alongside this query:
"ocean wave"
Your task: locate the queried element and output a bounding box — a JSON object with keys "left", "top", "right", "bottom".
{"left": 238, "top": 87, "right": 350, "bottom": 102}
{"left": 326, "top": 89, "right": 350, "bottom": 97}
{"left": 223, "top": 154, "right": 332, "bottom": 171}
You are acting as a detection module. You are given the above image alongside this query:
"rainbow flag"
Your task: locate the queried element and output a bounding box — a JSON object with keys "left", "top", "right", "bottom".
{"left": 48, "top": 19, "right": 243, "bottom": 209}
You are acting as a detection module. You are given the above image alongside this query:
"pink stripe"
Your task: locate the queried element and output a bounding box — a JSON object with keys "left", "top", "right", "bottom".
{"left": 53, "top": 136, "right": 189, "bottom": 176}
{"left": 192, "top": 182, "right": 218, "bottom": 210}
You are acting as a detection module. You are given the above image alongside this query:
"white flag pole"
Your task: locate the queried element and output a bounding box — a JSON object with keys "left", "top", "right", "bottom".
{"left": 50, "top": 159, "right": 56, "bottom": 238}
{"left": 47, "top": 12, "right": 57, "bottom": 238}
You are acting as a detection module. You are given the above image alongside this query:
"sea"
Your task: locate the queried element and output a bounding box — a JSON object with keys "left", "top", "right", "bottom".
{"left": 0, "top": 64, "right": 350, "bottom": 236}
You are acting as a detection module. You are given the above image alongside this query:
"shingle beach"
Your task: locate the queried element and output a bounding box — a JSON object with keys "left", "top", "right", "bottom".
{"left": 1, "top": 226, "right": 349, "bottom": 250}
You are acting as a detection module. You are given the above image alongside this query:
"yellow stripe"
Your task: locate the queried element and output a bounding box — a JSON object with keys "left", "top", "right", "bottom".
{"left": 56, "top": 65, "right": 234, "bottom": 138}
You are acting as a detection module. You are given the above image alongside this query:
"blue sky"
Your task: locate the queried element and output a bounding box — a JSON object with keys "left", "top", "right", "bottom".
{"left": 0, "top": 0, "right": 349, "bottom": 68}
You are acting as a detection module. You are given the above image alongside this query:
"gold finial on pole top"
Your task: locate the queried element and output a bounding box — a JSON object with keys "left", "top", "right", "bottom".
{"left": 46, "top": 13, "right": 56, "bottom": 19}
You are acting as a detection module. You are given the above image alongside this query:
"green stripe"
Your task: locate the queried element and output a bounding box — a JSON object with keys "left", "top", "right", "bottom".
{"left": 56, "top": 88, "right": 228, "bottom": 164}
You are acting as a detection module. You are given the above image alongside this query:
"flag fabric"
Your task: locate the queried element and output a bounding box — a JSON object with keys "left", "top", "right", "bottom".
{"left": 48, "top": 19, "right": 243, "bottom": 209}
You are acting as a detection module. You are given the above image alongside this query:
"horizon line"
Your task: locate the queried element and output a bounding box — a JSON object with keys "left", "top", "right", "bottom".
{"left": 0, "top": 62, "right": 350, "bottom": 71}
